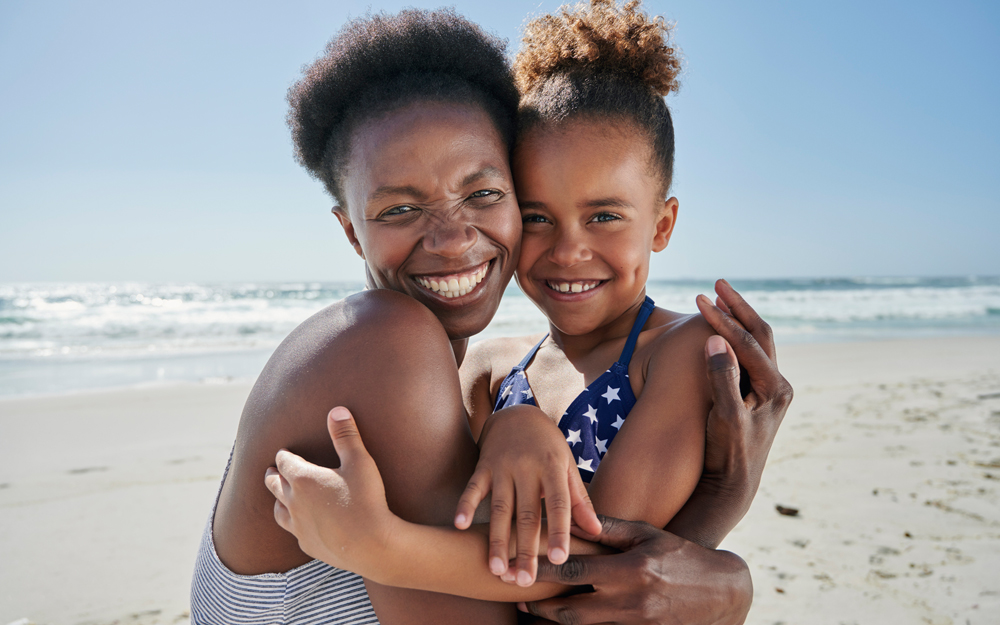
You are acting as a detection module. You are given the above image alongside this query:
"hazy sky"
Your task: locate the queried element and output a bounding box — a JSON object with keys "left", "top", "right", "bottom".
{"left": 1, "top": 0, "right": 997, "bottom": 282}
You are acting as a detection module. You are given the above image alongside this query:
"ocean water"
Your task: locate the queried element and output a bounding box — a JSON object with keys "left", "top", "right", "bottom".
{"left": 1, "top": 277, "right": 998, "bottom": 397}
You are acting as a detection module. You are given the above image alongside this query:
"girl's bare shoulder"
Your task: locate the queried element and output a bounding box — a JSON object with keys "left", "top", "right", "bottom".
{"left": 635, "top": 308, "right": 715, "bottom": 385}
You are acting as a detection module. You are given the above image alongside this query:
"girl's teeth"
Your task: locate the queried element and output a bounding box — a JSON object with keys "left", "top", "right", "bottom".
{"left": 548, "top": 281, "right": 599, "bottom": 293}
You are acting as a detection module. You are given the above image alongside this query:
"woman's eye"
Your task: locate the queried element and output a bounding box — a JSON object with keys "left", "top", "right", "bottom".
{"left": 381, "top": 205, "right": 416, "bottom": 217}
{"left": 592, "top": 212, "right": 622, "bottom": 223}
{"left": 468, "top": 189, "right": 502, "bottom": 201}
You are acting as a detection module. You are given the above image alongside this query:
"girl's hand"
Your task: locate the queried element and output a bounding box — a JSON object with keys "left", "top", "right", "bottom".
{"left": 264, "top": 406, "right": 399, "bottom": 579}
{"left": 452, "top": 404, "right": 602, "bottom": 587}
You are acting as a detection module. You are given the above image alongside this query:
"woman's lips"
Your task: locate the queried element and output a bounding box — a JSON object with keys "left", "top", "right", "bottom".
{"left": 413, "top": 261, "right": 490, "bottom": 299}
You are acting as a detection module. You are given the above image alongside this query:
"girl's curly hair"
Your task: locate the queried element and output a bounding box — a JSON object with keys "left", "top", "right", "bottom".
{"left": 288, "top": 9, "right": 519, "bottom": 207}
{"left": 514, "top": 0, "right": 682, "bottom": 195}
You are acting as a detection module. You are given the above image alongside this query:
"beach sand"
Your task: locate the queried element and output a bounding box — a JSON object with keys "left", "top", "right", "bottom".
{"left": 1, "top": 336, "right": 999, "bottom": 624}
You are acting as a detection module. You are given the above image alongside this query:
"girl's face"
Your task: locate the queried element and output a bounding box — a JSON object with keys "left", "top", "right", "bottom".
{"left": 336, "top": 101, "right": 521, "bottom": 340}
{"left": 512, "top": 120, "right": 677, "bottom": 336}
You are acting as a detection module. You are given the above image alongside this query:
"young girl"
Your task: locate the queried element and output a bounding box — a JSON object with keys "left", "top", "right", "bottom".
{"left": 271, "top": 0, "right": 745, "bottom": 606}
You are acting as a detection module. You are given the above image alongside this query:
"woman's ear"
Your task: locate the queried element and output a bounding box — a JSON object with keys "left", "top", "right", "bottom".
{"left": 652, "top": 197, "right": 679, "bottom": 253}
{"left": 333, "top": 206, "right": 365, "bottom": 260}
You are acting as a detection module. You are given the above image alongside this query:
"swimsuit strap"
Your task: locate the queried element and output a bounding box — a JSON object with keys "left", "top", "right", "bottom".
{"left": 616, "top": 296, "right": 656, "bottom": 367}
{"left": 516, "top": 334, "right": 549, "bottom": 370}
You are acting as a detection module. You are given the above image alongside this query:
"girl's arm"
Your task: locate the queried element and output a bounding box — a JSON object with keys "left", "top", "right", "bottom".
{"left": 267, "top": 407, "right": 609, "bottom": 602}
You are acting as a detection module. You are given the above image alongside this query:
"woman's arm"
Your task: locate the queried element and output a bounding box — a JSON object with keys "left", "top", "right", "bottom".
{"left": 215, "top": 290, "right": 513, "bottom": 623}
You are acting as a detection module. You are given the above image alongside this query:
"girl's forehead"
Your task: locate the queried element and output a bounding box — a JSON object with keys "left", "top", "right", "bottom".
{"left": 513, "top": 121, "right": 656, "bottom": 192}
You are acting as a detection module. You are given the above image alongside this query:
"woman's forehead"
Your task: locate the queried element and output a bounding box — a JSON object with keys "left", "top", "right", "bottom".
{"left": 343, "top": 101, "right": 511, "bottom": 212}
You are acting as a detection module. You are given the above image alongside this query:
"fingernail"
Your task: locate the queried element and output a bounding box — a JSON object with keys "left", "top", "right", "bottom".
{"left": 329, "top": 407, "right": 350, "bottom": 421}
{"left": 549, "top": 547, "right": 566, "bottom": 563}
{"left": 490, "top": 557, "right": 506, "bottom": 575}
{"left": 455, "top": 513, "right": 467, "bottom": 527}
{"left": 708, "top": 335, "right": 726, "bottom": 356}
{"left": 501, "top": 568, "right": 516, "bottom": 583}
{"left": 516, "top": 570, "right": 533, "bottom": 587}
{"left": 696, "top": 294, "right": 711, "bottom": 306}
{"left": 517, "top": 602, "right": 528, "bottom": 612}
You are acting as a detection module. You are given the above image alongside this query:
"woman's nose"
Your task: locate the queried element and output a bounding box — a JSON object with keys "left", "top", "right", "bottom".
{"left": 423, "top": 218, "right": 478, "bottom": 258}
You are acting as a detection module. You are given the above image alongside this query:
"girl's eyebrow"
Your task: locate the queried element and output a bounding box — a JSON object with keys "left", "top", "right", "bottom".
{"left": 583, "top": 197, "right": 633, "bottom": 210}
{"left": 517, "top": 197, "right": 634, "bottom": 211}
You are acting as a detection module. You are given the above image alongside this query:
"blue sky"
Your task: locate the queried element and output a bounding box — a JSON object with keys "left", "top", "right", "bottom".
{"left": 1, "top": 0, "right": 997, "bottom": 282}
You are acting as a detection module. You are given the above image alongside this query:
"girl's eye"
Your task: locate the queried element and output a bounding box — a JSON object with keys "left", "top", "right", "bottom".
{"left": 522, "top": 214, "right": 549, "bottom": 224}
{"left": 592, "top": 212, "right": 622, "bottom": 223}
{"left": 381, "top": 205, "right": 417, "bottom": 217}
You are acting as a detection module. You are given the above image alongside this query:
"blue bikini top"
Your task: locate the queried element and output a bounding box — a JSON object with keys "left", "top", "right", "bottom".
{"left": 492, "top": 296, "right": 656, "bottom": 482}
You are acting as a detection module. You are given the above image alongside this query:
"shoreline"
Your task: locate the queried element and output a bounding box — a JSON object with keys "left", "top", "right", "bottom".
{"left": 1, "top": 335, "right": 999, "bottom": 623}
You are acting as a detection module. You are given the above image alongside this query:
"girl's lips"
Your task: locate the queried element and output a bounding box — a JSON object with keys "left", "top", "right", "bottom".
{"left": 413, "top": 260, "right": 492, "bottom": 301}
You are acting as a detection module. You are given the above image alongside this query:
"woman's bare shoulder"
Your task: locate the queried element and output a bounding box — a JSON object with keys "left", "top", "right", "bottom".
{"left": 237, "top": 290, "right": 453, "bottom": 454}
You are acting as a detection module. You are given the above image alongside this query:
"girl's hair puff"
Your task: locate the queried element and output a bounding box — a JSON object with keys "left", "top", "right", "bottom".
{"left": 514, "top": 0, "right": 681, "bottom": 196}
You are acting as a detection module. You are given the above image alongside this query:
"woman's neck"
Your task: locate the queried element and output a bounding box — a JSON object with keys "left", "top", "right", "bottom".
{"left": 451, "top": 338, "right": 469, "bottom": 367}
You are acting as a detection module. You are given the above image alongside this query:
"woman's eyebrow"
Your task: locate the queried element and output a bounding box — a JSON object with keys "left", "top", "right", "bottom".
{"left": 368, "top": 184, "right": 427, "bottom": 203}
{"left": 460, "top": 166, "right": 506, "bottom": 188}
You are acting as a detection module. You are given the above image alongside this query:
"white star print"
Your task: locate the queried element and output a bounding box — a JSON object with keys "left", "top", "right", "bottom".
{"left": 602, "top": 386, "right": 621, "bottom": 403}
{"left": 517, "top": 370, "right": 526, "bottom": 378}
{"left": 566, "top": 429, "right": 582, "bottom": 446}
{"left": 583, "top": 404, "right": 599, "bottom": 424}
{"left": 611, "top": 415, "right": 625, "bottom": 430}
{"left": 521, "top": 387, "right": 534, "bottom": 400}
{"left": 501, "top": 385, "right": 512, "bottom": 400}
{"left": 595, "top": 438, "right": 608, "bottom": 454}
{"left": 577, "top": 457, "right": 594, "bottom": 472}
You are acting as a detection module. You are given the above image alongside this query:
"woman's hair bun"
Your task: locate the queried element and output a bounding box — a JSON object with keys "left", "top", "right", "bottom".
{"left": 514, "top": 0, "right": 681, "bottom": 97}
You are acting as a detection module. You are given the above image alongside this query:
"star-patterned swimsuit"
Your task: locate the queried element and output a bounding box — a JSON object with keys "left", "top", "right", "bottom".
{"left": 492, "top": 296, "right": 656, "bottom": 482}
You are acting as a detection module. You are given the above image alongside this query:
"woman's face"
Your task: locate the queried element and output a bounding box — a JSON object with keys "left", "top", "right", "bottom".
{"left": 337, "top": 101, "right": 521, "bottom": 340}
{"left": 512, "top": 120, "right": 677, "bottom": 336}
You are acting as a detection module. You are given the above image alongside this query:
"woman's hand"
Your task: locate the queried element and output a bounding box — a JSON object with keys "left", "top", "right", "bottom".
{"left": 453, "top": 404, "right": 602, "bottom": 587}
{"left": 264, "top": 406, "right": 399, "bottom": 580}
{"left": 521, "top": 516, "right": 753, "bottom": 625}
{"left": 668, "top": 278, "right": 793, "bottom": 548}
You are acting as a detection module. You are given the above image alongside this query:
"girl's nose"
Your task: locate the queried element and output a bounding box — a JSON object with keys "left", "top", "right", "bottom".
{"left": 423, "top": 219, "right": 478, "bottom": 258}
{"left": 548, "top": 229, "right": 592, "bottom": 267}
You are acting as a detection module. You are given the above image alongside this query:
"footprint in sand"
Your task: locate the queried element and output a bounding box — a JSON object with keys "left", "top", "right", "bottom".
{"left": 67, "top": 466, "right": 109, "bottom": 474}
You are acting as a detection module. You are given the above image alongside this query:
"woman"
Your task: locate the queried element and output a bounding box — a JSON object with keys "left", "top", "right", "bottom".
{"left": 193, "top": 8, "right": 790, "bottom": 624}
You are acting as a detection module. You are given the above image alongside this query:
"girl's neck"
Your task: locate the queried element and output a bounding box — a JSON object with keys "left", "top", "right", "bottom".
{"left": 546, "top": 292, "right": 647, "bottom": 363}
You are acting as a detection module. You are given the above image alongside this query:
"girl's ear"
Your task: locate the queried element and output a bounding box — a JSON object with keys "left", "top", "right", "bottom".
{"left": 333, "top": 206, "right": 365, "bottom": 260}
{"left": 652, "top": 197, "right": 679, "bottom": 253}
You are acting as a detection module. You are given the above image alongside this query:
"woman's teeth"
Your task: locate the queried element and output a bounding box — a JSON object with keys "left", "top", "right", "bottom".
{"left": 416, "top": 265, "right": 488, "bottom": 299}
{"left": 547, "top": 281, "right": 600, "bottom": 293}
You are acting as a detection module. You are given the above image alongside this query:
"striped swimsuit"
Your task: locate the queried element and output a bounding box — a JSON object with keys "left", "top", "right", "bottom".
{"left": 493, "top": 297, "right": 655, "bottom": 482}
{"left": 191, "top": 452, "right": 380, "bottom": 624}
